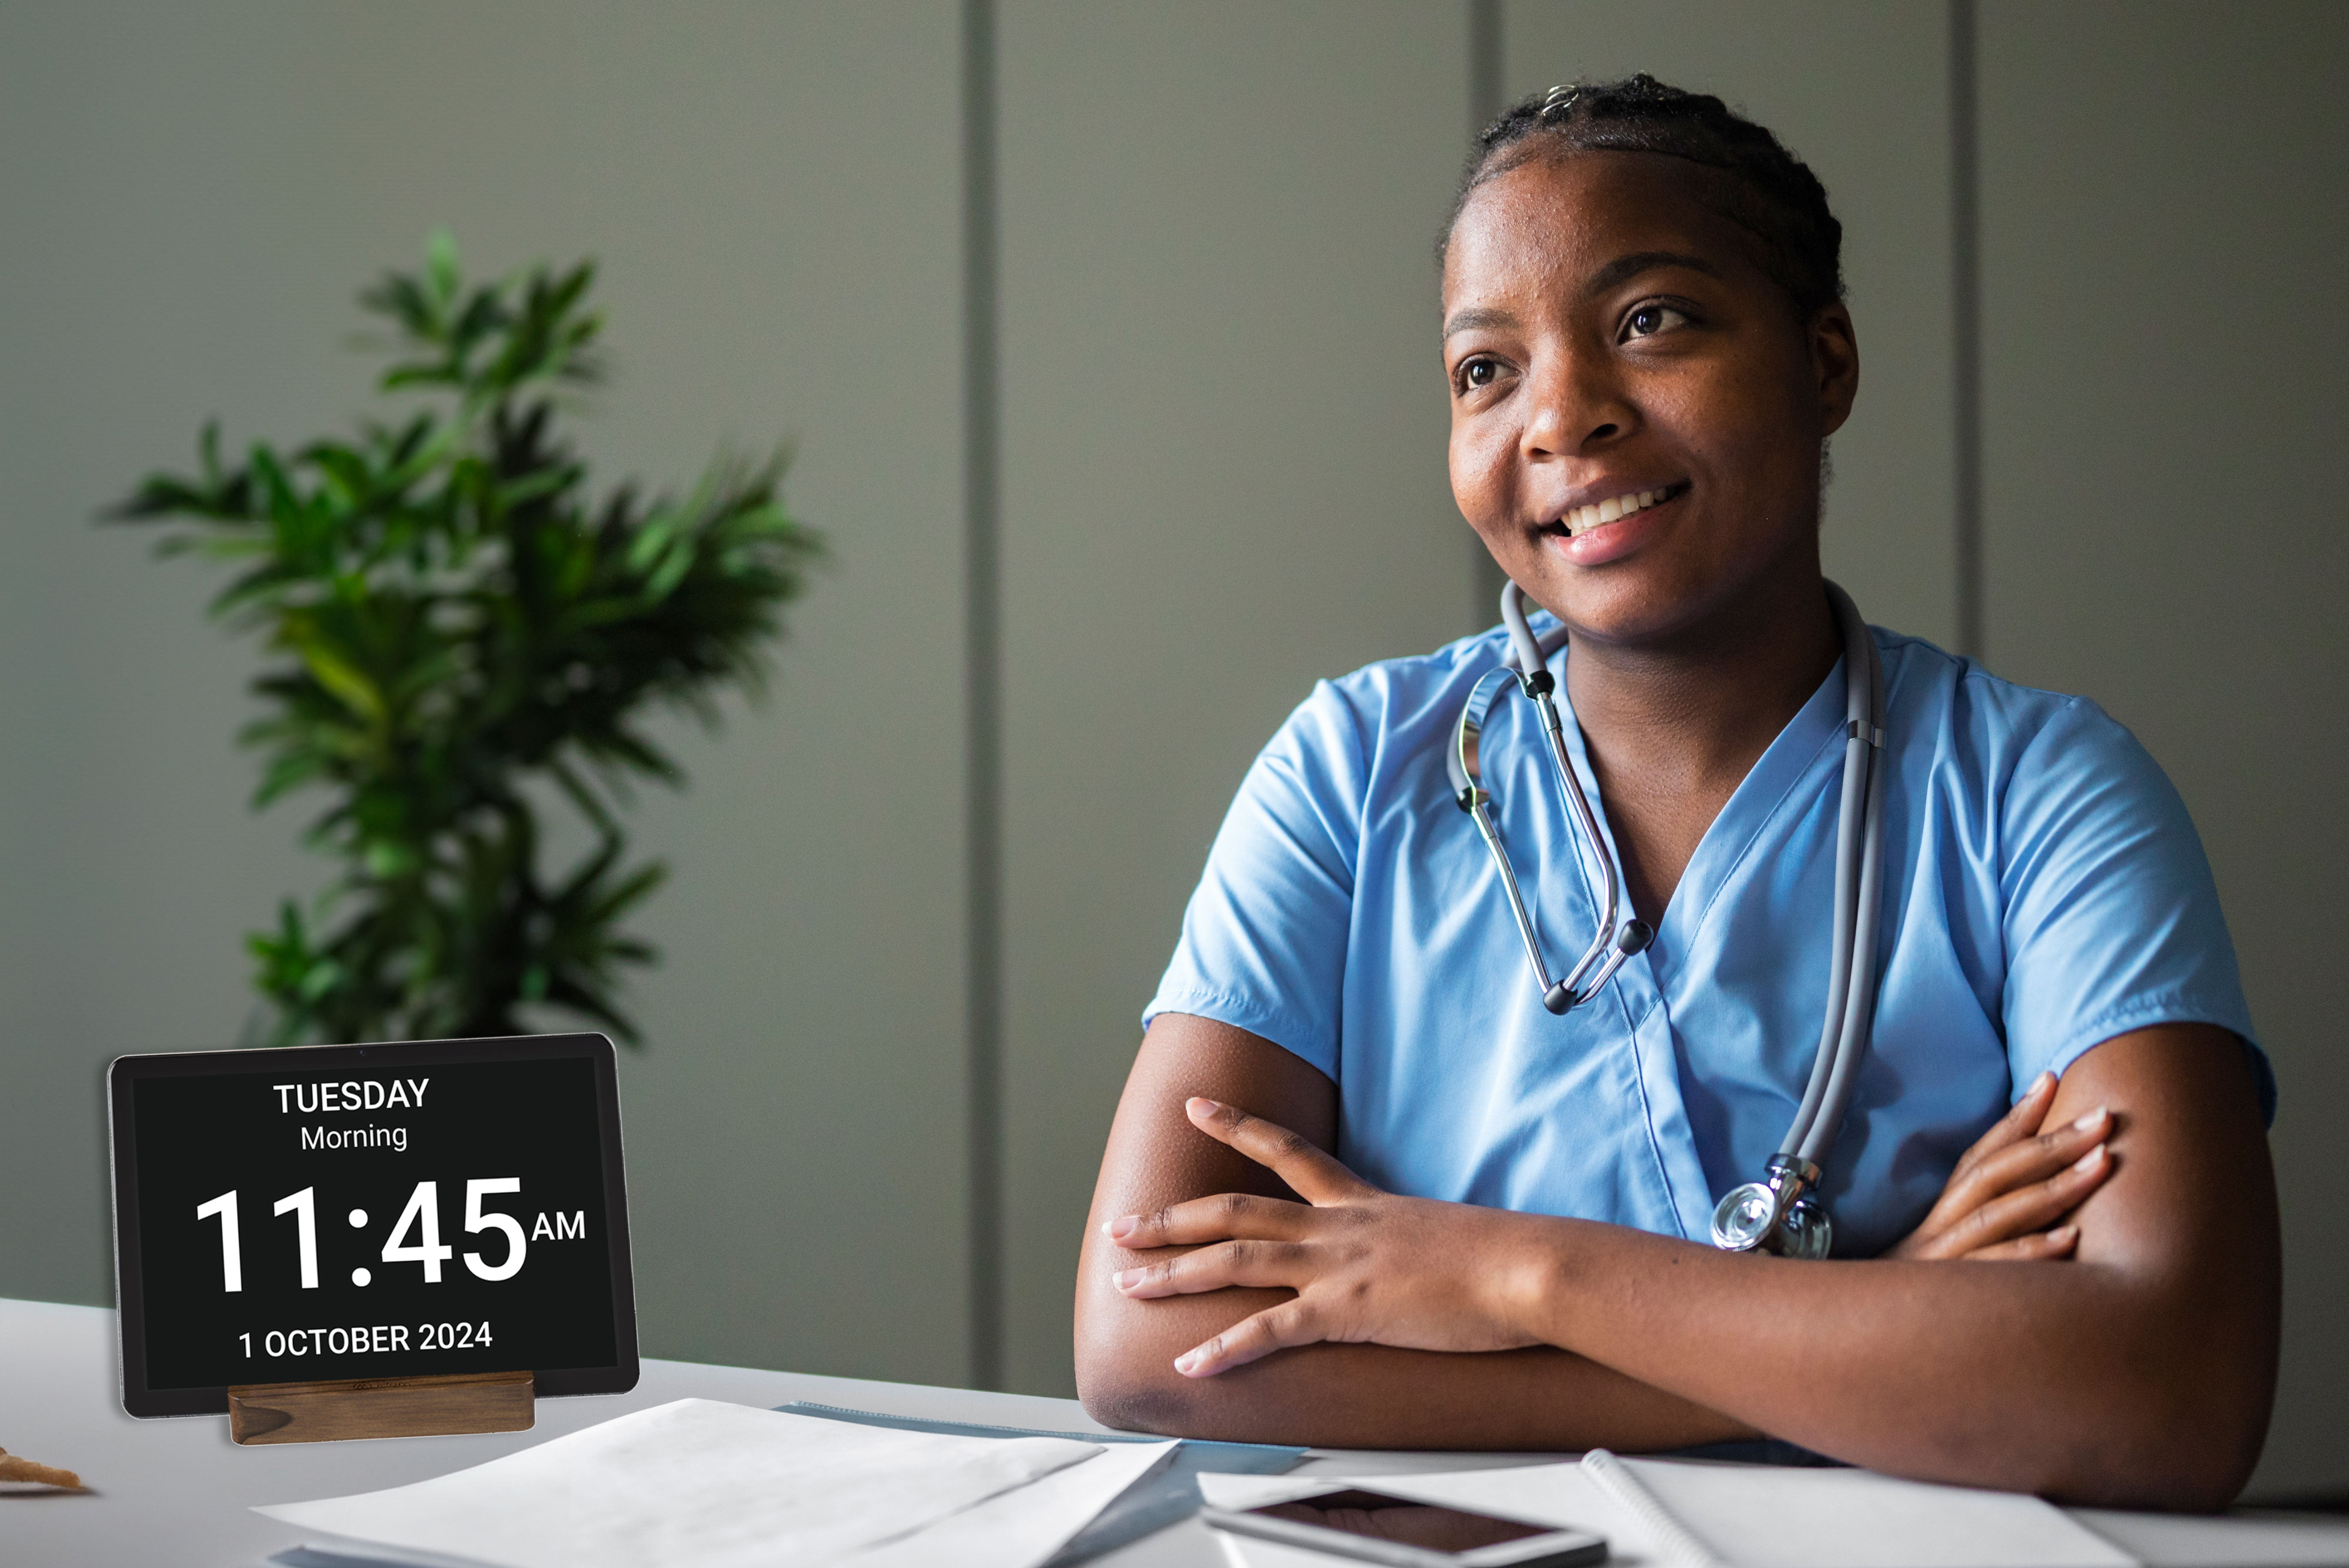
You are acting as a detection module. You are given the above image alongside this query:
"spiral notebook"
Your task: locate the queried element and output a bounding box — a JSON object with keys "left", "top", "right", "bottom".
{"left": 1199, "top": 1448, "right": 2138, "bottom": 1568}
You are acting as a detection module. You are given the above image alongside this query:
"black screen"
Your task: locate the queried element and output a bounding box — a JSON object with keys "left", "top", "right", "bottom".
{"left": 121, "top": 1042, "right": 624, "bottom": 1397}
{"left": 1252, "top": 1491, "right": 1552, "bottom": 1550}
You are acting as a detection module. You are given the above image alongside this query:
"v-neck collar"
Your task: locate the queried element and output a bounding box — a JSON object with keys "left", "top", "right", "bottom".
{"left": 1540, "top": 625, "right": 1857, "bottom": 1001}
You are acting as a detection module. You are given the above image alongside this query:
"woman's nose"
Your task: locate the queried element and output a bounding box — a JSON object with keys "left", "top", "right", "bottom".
{"left": 1520, "top": 349, "right": 1632, "bottom": 459}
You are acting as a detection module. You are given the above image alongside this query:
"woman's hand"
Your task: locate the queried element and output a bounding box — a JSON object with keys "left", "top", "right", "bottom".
{"left": 1888, "top": 1069, "right": 2116, "bottom": 1261}
{"left": 1105, "top": 1097, "right": 1549, "bottom": 1378}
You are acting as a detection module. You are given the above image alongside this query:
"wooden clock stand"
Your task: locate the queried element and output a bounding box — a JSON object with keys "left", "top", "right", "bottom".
{"left": 226, "top": 1369, "right": 534, "bottom": 1444}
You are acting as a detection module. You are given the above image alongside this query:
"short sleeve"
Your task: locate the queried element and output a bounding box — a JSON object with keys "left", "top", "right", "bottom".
{"left": 1142, "top": 680, "right": 1370, "bottom": 1079}
{"left": 1997, "top": 697, "right": 2274, "bottom": 1122}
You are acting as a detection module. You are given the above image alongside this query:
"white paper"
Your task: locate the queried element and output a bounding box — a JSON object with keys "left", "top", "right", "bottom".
{"left": 838, "top": 1438, "right": 1178, "bottom": 1568}
{"left": 1201, "top": 1457, "right": 2139, "bottom": 1568}
{"left": 2071, "top": 1506, "right": 2349, "bottom": 1567}
{"left": 1620, "top": 1456, "right": 2133, "bottom": 1568}
{"left": 257, "top": 1398, "right": 1102, "bottom": 1568}
{"left": 1212, "top": 1527, "right": 1357, "bottom": 1568}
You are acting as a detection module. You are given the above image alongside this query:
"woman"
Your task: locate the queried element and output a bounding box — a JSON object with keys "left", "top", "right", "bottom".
{"left": 1073, "top": 77, "right": 2278, "bottom": 1508}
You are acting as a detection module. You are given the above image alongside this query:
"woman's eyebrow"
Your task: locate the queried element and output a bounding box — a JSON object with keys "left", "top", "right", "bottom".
{"left": 1442, "top": 305, "right": 1517, "bottom": 340}
{"left": 1582, "top": 250, "right": 1723, "bottom": 296}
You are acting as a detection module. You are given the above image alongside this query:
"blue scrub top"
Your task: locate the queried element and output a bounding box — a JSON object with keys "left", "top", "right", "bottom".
{"left": 1145, "top": 616, "right": 2270, "bottom": 1258}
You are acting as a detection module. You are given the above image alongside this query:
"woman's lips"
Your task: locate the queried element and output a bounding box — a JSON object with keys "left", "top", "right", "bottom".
{"left": 1541, "top": 482, "right": 1688, "bottom": 567}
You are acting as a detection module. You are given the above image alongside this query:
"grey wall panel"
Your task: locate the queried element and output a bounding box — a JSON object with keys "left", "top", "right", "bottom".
{"left": 1504, "top": 1, "right": 1959, "bottom": 649}
{"left": 0, "top": 3, "right": 339, "bottom": 1311}
{"left": 995, "top": 0, "right": 1472, "bottom": 1396}
{"left": 0, "top": 0, "right": 971, "bottom": 1385}
{"left": 1977, "top": 0, "right": 2349, "bottom": 1496}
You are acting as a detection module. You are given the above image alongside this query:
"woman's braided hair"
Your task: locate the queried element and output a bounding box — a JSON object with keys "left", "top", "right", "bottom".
{"left": 1445, "top": 74, "right": 1844, "bottom": 319}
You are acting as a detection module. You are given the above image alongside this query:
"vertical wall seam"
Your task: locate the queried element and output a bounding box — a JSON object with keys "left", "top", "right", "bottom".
{"left": 1467, "top": 0, "right": 1507, "bottom": 629}
{"left": 1950, "top": 0, "right": 1984, "bottom": 660}
{"left": 961, "top": 0, "right": 1004, "bottom": 1392}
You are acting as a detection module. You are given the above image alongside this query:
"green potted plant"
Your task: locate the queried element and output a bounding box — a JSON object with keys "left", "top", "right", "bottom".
{"left": 113, "top": 233, "right": 821, "bottom": 1048}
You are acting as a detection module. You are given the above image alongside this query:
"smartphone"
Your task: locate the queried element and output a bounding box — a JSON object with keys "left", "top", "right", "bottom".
{"left": 1202, "top": 1487, "right": 1608, "bottom": 1568}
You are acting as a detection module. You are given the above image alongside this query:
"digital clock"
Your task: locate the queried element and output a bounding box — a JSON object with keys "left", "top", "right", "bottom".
{"left": 109, "top": 1033, "right": 638, "bottom": 1418}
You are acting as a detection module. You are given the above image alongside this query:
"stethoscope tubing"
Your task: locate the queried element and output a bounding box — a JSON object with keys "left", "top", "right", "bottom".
{"left": 1501, "top": 592, "right": 1630, "bottom": 1006}
{"left": 1783, "top": 581, "right": 1887, "bottom": 1165}
{"left": 1459, "top": 577, "right": 1888, "bottom": 1248}
{"left": 1803, "top": 730, "right": 1886, "bottom": 1166}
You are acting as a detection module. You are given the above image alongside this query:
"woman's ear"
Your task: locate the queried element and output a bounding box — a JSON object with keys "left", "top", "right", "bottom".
{"left": 1811, "top": 303, "right": 1860, "bottom": 439}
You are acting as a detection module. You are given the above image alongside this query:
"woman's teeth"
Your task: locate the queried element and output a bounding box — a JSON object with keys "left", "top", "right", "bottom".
{"left": 1561, "top": 487, "right": 1673, "bottom": 536}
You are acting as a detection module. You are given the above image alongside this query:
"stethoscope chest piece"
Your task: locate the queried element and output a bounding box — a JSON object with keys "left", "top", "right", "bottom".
{"left": 1710, "top": 1155, "right": 1834, "bottom": 1259}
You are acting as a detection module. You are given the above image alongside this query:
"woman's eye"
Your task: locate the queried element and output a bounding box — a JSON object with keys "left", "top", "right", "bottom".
{"left": 1460, "top": 358, "right": 1499, "bottom": 390}
{"left": 1624, "top": 303, "right": 1690, "bottom": 340}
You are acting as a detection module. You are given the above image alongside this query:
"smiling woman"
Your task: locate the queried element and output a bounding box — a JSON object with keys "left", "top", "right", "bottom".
{"left": 1073, "top": 76, "right": 2279, "bottom": 1509}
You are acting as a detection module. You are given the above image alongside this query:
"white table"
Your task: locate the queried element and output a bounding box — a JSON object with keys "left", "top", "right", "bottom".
{"left": 7, "top": 1297, "right": 2347, "bottom": 1568}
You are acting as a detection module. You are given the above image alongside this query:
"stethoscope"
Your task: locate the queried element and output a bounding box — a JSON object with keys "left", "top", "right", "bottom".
{"left": 1445, "top": 579, "right": 1887, "bottom": 1258}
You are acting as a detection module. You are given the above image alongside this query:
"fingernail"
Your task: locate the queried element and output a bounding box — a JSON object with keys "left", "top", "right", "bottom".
{"left": 1107, "top": 1215, "right": 1138, "bottom": 1241}
{"left": 1112, "top": 1268, "right": 1143, "bottom": 1289}
{"left": 2074, "top": 1144, "right": 2105, "bottom": 1172}
{"left": 2033, "top": 1071, "right": 2056, "bottom": 1094}
{"left": 2071, "top": 1106, "right": 2109, "bottom": 1133}
{"left": 1174, "top": 1350, "right": 1203, "bottom": 1375}
{"left": 2051, "top": 1225, "right": 2079, "bottom": 1243}
{"left": 1188, "top": 1097, "right": 1222, "bottom": 1115}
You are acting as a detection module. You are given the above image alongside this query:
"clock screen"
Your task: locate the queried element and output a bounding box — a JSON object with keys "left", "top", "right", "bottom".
{"left": 128, "top": 1051, "right": 619, "bottom": 1391}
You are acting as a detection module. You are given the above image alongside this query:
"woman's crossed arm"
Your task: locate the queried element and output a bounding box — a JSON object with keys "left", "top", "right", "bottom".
{"left": 1073, "top": 1013, "right": 2277, "bottom": 1508}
